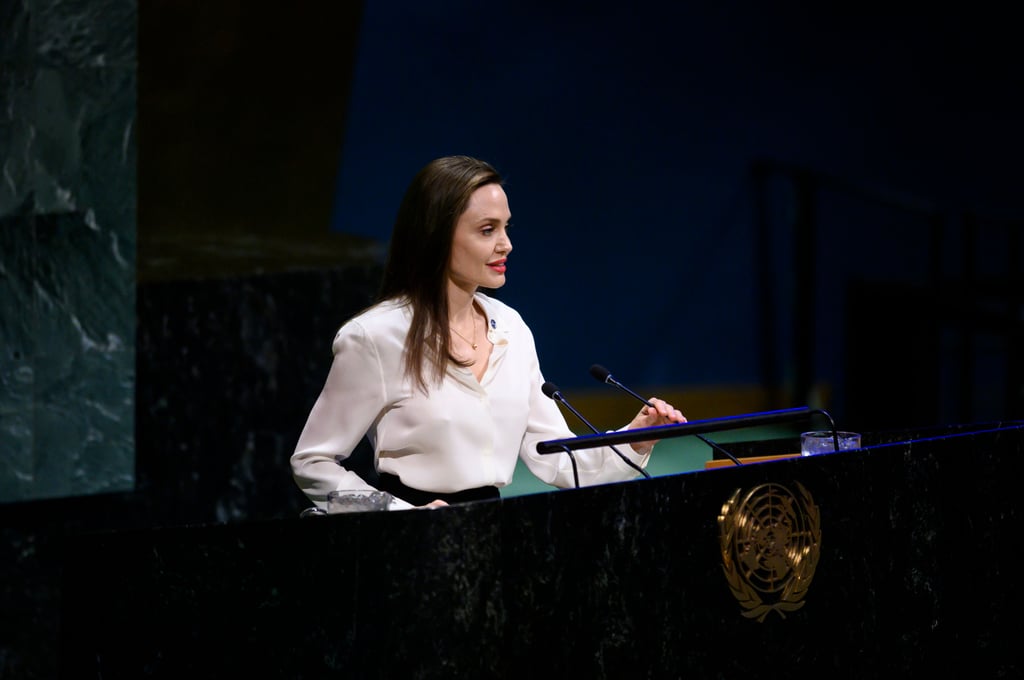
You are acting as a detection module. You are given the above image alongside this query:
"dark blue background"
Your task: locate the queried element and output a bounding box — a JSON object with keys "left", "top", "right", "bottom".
{"left": 327, "top": 1, "right": 1021, "bottom": 422}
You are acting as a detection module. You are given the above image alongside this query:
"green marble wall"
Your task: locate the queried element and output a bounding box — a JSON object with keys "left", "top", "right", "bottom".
{"left": 0, "top": 1, "right": 136, "bottom": 502}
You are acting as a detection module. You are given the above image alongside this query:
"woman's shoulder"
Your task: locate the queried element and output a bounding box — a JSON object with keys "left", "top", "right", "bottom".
{"left": 334, "top": 299, "right": 410, "bottom": 343}
{"left": 352, "top": 298, "right": 408, "bottom": 322}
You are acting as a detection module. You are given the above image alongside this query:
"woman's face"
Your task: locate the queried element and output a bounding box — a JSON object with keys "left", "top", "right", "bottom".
{"left": 448, "top": 183, "right": 513, "bottom": 293}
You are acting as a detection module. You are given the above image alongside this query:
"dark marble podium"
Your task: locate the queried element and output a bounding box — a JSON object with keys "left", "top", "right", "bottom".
{"left": 59, "top": 421, "right": 1024, "bottom": 679}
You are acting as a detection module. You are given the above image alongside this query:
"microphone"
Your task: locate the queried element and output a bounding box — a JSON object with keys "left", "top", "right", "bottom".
{"left": 541, "top": 381, "right": 651, "bottom": 479}
{"left": 588, "top": 364, "right": 744, "bottom": 466}
{"left": 589, "top": 364, "right": 652, "bottom": 406}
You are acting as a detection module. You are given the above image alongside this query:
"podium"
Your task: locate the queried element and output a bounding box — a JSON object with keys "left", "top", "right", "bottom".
{"left": 60, "top": 419, "right": 1024, "bottom": 678}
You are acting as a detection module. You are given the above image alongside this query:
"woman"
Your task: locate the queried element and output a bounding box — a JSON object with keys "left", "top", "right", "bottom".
{"left": 291, "top": 155, "right": 686, "bottom": 510}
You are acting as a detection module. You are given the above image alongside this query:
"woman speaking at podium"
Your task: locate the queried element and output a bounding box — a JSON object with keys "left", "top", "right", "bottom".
{"left": 291, "top": 155, "right": 686, "bottom": 510}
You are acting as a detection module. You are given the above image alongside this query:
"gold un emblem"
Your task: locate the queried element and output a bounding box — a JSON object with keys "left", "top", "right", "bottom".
{"left": 718, "top": 481, "right": 821, "bottom": 622}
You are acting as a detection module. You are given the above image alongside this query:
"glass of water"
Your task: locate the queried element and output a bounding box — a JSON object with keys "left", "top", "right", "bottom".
{"left": 326, "top": 489, "right": 393, "bottom": 514}
{"left": 801, "top": 431, "right": 862, "bottom": 456}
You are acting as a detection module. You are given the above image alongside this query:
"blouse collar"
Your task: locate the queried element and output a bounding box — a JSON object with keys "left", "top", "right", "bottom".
{"left": 475, "top": 293, "right": 511, "bottom": 346}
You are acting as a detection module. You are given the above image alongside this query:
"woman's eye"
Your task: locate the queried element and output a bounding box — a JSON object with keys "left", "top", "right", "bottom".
{"left": 481, "top": 226, "right": 494, "bottom": 236}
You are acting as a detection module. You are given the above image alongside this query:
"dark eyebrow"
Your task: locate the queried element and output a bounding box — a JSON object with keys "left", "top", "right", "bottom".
{"left": 478, "top": 217, "right": 510, "bottom": 227}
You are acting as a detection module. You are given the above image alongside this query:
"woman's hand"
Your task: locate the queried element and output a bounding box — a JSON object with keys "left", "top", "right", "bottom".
{"left": 419, "top": 499, "right": 450, "bottom": 509}
{"left": 626, "top": 397, "right": 687, "bottom": 454}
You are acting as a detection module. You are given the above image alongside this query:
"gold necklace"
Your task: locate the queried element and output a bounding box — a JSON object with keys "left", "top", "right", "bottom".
{"left": 450, "top": 314, "right": 478, "bottom": 350}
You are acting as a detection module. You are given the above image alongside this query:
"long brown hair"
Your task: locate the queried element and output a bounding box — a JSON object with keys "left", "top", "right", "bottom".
{"left": 378, "top": 155, "right": 503, "bottom": 391}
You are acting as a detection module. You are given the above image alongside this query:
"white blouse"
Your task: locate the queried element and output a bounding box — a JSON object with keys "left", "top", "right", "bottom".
{"left": 291, "top": 293, "right": 650, "bottom": 510}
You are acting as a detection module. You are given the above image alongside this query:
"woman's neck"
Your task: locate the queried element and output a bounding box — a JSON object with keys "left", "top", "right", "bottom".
{"left": 447, "top": 286, "right": 478, "bottom": 324}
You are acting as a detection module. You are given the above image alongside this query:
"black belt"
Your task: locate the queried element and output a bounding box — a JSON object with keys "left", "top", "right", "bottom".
{"left": 377, "top": 472, "right": 500, "bottom": 507}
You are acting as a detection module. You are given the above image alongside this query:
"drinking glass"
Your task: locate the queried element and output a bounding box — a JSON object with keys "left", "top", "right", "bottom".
{"left": 326, "top": 489, "right": 392, "bottom": 513}
{"left": 801, "top": 431, "right": 862, "bottom": 456}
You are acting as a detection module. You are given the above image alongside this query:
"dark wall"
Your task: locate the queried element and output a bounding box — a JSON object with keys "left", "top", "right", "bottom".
{"left": 136, "top": 0, "right": 1024, "bottom": 428}
{"left": 330, "top": 1, "right": 1023, "bottom": 426}
{"left": 136, "top": 0, "right": 363, "bottom": 251}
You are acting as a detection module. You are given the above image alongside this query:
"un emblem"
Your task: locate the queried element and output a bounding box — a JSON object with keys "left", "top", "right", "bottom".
{"left": 718, "top": 481, "right": 821, "bottom": 622}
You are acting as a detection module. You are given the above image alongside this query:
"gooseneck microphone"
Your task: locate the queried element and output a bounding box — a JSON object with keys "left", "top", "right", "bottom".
{"left": 541, "top": 381, "right": 651, "bottom": 479}
{"left": 589, "top": 364, "right": 652, "bottom": 406}
{"left": 588, "top": 364, "right": 744, "bottom": 466}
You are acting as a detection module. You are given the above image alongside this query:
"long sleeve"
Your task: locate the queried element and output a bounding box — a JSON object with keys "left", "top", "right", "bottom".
{"left": 291, "top": 320, "right": 391, "bottom": 509}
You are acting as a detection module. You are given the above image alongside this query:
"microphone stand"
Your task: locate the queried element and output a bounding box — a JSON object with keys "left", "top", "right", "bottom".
{"left": 555, "top": 444, "right": 580, "bottom": 488}
{"left": 695, "top": 434, "right": 745, "bottom": 466}
{"left": 593, "top": 367, "right": 745, "bottom": 466}
{"left": 543, "top": 382, "right": 650, "bottom": 480}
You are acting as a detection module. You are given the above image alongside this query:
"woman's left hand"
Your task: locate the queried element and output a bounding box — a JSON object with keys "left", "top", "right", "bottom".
{"left": 626, "top": 397, "right": 687, "bottom": 454}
